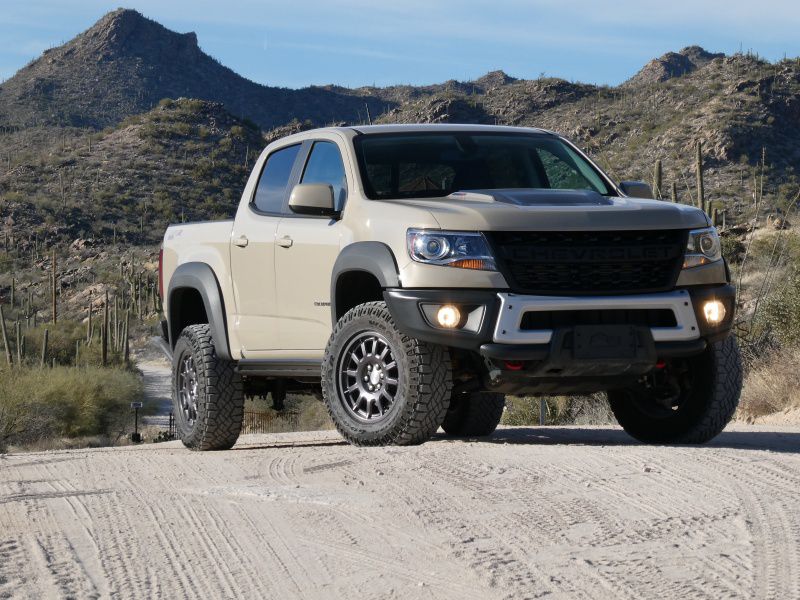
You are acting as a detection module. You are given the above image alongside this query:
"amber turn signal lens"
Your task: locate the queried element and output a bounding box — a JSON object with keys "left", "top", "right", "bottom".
{"left": 448, "top": 259, "right": 487, "bottom": 270}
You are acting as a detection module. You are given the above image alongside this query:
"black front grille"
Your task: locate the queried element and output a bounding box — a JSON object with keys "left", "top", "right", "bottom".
{"left": 520, "top": 309, "right": 677, "bottom": 330}
{"left": 487, "top": 230, "right": 687, "bottom": 295}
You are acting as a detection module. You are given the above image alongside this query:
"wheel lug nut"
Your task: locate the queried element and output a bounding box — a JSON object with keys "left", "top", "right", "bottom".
{"left": 364, "top": 376, "right": 369, "bottom": 381}
{"left": 367, "top": 365, "right": 372, "bottom": 371}
{"left": 380, "top": 373, "right": 385, "bottom": 379}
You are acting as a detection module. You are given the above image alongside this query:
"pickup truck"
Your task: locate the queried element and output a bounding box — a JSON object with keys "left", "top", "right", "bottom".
{"left": 159, "top": 123, "right": 741, "bottom": 450}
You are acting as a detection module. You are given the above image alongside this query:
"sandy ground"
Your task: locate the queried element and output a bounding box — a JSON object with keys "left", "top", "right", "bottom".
{"left": 1, "top": 425, "right": 799, "bottom": 599}
{"left": 137, "top": 358, "right": 172, "bottom": 428}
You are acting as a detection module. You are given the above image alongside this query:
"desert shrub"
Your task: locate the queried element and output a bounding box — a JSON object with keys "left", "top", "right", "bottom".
{"left": 21, "top": 319, "right": 128, "bottom": 368}
{"left": 242, "top": 394, "right": 333, "bottom": 433}
{"left": 739, "top": 348, "right": 800, "bottom": 420}
{"left": 721, "top": 235, "right": 746, "bottom": 264}
{"left": 0, "top": 366, "right": 142, "bottom": 451}
{"left": 502, "top": 394, "right": 612, "bottom": 426}
{"left": 758, "top": 269, "right": 800, "bottom": 346}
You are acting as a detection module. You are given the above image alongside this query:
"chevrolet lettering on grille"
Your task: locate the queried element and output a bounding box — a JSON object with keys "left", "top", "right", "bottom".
{"left": 504, "top": 245, "right": 680, "bottom": 262}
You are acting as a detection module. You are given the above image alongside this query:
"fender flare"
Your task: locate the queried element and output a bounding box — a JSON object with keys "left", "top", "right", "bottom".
{"left": 167, "top": 262, "right": 232, "bottom": 360}
{"left": 330, "top": 242, "right": 400, "bottom": 324}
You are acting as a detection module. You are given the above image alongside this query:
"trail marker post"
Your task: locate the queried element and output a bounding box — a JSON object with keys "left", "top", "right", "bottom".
{"left": 131, "top": 402, "right": 143, "bottom": 443}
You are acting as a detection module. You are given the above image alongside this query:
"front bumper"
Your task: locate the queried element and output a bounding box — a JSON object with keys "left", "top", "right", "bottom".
{"left": 383, "top": 284, "right": 735, "bottom": 363}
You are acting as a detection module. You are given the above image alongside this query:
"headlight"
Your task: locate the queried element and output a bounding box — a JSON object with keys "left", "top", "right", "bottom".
{"left": 683, "top": 227, "right": 722, "bottom": 269}
{"left": 407, "top": 229, "right": 497, "bottom": 271}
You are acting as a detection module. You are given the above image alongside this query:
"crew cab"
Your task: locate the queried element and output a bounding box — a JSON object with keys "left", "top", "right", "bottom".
{"left": 160, "top": 124, "right": 740, "bottom": 449}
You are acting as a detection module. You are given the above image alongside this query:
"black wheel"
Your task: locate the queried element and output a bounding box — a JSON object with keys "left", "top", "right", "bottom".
{"left": 172, "top": 324, "right": 244, "bottom": 450}
{"left": 321, "top": 301, "right": 452, "bottom": 446}
{"left": 442, "top": 392, "right": 505, "bottom": 437}
{"left": 607, "top": 336, "right": 742, "bottom": 444}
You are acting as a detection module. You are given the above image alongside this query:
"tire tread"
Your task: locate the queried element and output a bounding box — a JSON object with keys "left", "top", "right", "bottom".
{"left": 321, "top": 302, "right": 452, "bottom": 446}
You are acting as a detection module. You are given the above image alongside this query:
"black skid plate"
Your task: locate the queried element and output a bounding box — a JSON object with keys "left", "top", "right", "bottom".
{"left": 573, "top": 325, "right": 639, "bottom": 360}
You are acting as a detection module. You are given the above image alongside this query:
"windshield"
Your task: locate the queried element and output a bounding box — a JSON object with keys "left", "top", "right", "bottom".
{"left": 353, "top": 132, "right": 614, "bottom": 200}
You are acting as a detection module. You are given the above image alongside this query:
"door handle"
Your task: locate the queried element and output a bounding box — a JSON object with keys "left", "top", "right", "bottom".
{"left": 233, "top": 235, "right": 249, "bottom": 248}
{"left": 276, "top": 236, "right": 293, "bottom": 248}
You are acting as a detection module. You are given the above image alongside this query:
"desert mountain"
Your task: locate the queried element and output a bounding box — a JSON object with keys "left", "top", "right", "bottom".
{"left": 0, "top": 8, "right": 389, "bottom": 130}
{"left": 1, "top": 8, "right": 800, "bottom": 251}
{"left": 625, "top": 46, "right": 725, "bottom": 86}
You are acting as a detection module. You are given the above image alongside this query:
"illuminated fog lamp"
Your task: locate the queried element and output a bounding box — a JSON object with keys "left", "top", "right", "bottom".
{"left": 436, "top": 305, "right": 461, "bottom": 328}
{"left": 703, "top": 300, "right": 726, "bottom": 325}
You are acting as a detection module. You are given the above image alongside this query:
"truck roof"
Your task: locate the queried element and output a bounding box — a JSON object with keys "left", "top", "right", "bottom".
{"left": 271, "top": 123, "right": 559, "bottom": 145}
{"left": 347, "top": 123, "right": 556, "bottom": 136}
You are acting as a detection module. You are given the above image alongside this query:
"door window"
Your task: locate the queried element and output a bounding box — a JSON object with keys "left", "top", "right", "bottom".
{"left": 300, "top": 141, "right": 348, "bottom": 210}
{"left": 252, "top": 144, "right": 301, "bottom": 213}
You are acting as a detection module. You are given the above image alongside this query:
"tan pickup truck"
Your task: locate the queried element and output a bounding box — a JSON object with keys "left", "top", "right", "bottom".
{"left": 159, "top": 124, "right": 740, "bottom": 449}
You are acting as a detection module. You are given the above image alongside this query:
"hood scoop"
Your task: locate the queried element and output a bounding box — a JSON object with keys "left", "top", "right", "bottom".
{"left": 449, "top": 188, "right": 614, "bottom": 206}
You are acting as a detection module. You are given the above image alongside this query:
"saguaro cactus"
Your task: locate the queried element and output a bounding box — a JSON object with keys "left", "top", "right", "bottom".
{"left": 51, "top": 250, "right": 57, "bottom": 324}
{"left": 15, "top": 321, "right": 21, "bottom": 365}
{"left": 652, "top": 159, "right": 663, "bottom": 199}
{"left": 41, "top": 329, "right": 49, "bottom": 368}
{"left": 101, "top": 292, "right": 109, "bottom": 366}
{"left": 695, "top": 140, "right": 705, "bottom": 213}
{"left": 0, "top": 305, "right": 10, "bottom": 366}
{"left": 122, "top": 310, "right": 130, "bottom": 364}
{"left": 87, "top": 299, "right": 92, "bottom": 343}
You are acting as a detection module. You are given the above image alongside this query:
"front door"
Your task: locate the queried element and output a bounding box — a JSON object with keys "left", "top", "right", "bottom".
{"left": 230, "top": 142, "right": 302, "bottom": 354}
{"left": 275, "top": 140, "right": 348, "bottom": 351}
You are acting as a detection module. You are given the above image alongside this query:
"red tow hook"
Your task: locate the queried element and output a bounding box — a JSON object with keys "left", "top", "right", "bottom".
{"left": 655, "top": 360, "right": 667, "bottom": 369}
{"left": 504, "top": 360, "right": 525, "bottom": 371}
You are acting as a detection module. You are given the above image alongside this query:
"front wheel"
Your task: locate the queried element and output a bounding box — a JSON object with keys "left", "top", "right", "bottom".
{"left": 607, "top": 336, "right": 742, "bottom": 444}
{"left": 442, "top": 392, "right": 505, "bottom": 437}
{"left": 172, "top": 324, "right": 244, "bottom": 450}
{"left": 321, "top": 301, "right": 452, "bottom": 446}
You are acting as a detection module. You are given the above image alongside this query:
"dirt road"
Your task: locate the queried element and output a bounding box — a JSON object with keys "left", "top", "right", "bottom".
{"left": 1, "top": 425, "right": 798, "bottom": 600}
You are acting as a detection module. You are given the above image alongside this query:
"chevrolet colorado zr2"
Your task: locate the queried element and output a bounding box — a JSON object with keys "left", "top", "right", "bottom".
{"left": 158, "top": 124, "right": 741, "bottom": 449}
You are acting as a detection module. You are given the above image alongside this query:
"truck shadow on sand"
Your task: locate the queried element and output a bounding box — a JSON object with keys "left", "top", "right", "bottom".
{"left": 456, "top": 427, "right": 800, "bottom": 454}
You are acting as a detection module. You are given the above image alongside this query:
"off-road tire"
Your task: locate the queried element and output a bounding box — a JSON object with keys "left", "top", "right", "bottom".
{"left": 608, "top": 336, "right": 742, "bottom": 444}
{"left": 321, "top": 301, "right": 452, "bottom": 446}
{"left": 442, "top": 392, "right": 505, "bottom": 437}
{"left": 172, "top": 324, "right": 244, "bottom": 450}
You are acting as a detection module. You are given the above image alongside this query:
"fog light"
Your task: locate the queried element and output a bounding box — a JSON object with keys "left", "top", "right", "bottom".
{"left": 436, "top": 305, "right": 461, "bottom": 328}
{"left": 703, "top": 300, "right": 726, "bottom": 325}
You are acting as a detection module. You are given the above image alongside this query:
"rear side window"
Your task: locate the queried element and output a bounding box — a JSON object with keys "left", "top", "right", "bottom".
{"left": 300, "top": 141, "right": 348, "bottom": 210}
{"left": 253, "top": 144, "right": 301, "bottom": 213}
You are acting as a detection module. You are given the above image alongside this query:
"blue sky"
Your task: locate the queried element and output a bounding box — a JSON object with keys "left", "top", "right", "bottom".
{"left": 1, "top": 0, "right": 799, "bottom": 88}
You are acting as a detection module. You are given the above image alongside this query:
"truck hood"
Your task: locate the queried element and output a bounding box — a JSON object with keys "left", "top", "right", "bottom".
{"left": 392, "top": 189, "right": 710, "bottom": 231}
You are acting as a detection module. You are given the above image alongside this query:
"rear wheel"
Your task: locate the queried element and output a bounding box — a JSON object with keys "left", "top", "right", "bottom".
{"left": 172, "top": 324, "right": 244, "bottom": 450}
{"left": 608, "top": 336, "right": 742, "bottom": 444}
{"left": 321, "top": 301, "right": 452, "bottom": 446}
{"left": 442, "top": 392, "right": 505, "bottom": 437}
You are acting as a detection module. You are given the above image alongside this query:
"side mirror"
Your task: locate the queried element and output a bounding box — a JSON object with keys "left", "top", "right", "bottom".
{"left": 288, "top": 183, "right": 338, "bottom": 217}
{"left": 619, "top": 181, "right": 654, "bottom": 199}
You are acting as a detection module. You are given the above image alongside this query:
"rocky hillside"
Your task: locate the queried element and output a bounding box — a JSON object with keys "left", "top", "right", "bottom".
{"left": 0, "top": 9, "right": 390, "bottom": 130}
{"left": 1, "top": 98, "right": 263, "bottom": 246}
{"left": 379, "top": 53, "right": 800, "bottom": 211}
{"left": 624, "top": 46, "right": 725, "bottom": 86}
{"left": 0, "top": 8, "right": 798, "bottom": 256}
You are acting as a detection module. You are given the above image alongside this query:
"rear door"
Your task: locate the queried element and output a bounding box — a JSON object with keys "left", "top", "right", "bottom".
{"left": 230, "top": 143, "right": 303, "bottom": 354}
{"left": 274, "top": 138, "right": 349, "bottom": 351}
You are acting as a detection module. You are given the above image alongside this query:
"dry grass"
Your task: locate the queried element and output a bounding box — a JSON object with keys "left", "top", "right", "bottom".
{"left": 738, "top": 348, "right": 800, "bottom": 421}
{"left": 243, "top": 394, "right": 334, "bottom": 434}
{"left": 0, "top": 365, "right": 142, "bottom": 452}
{"left": 503, "top": 394, "right": 613, "bottom": 426}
